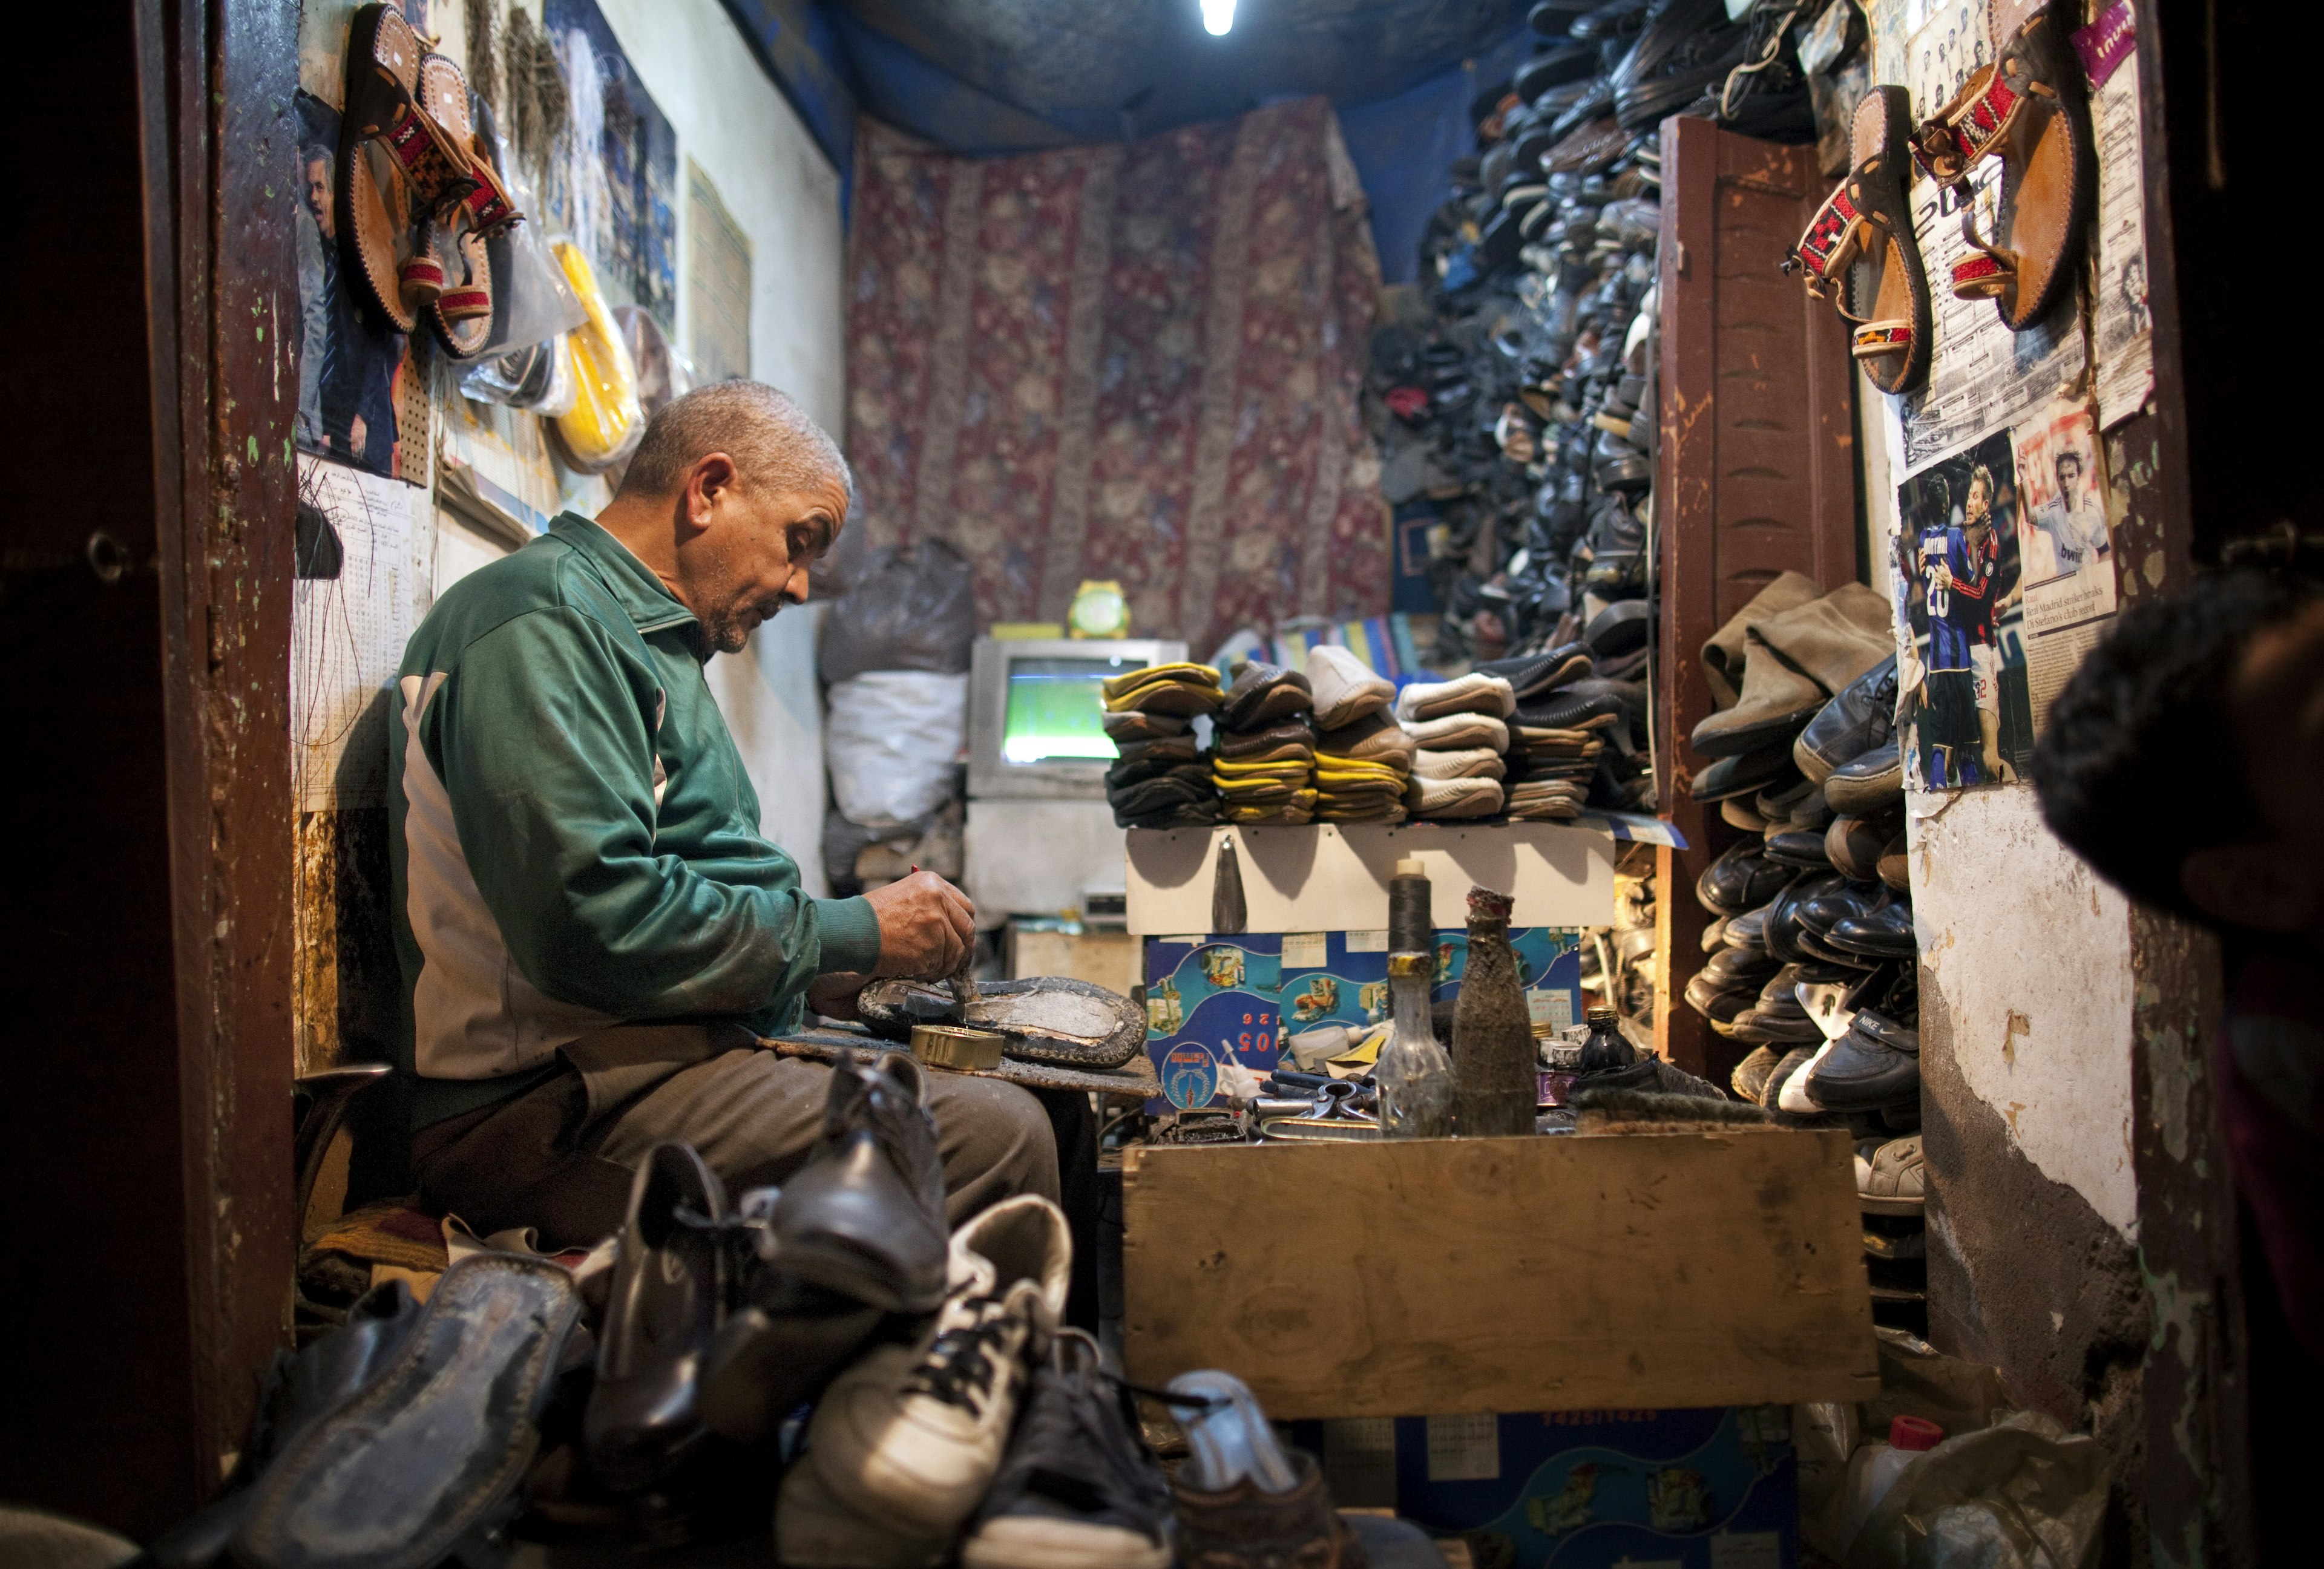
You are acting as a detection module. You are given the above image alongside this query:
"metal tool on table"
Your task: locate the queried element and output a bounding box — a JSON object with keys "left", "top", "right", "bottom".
{"left": 1255, "top": 1078, "right": 1380, "bottom": 1141}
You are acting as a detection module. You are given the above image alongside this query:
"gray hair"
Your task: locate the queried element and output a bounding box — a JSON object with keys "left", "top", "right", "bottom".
{"left": 617, "top": 379, "right": 853, "bottom": 504}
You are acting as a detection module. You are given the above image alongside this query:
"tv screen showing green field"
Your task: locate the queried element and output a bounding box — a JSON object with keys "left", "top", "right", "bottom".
{"left": 1002, "top": 658, "right": 1124, "bottom": 762}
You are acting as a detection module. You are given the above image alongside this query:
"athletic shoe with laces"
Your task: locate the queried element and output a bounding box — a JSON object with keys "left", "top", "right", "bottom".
{"left": 962, "top": 1328, "right": 1173, "bottom": 1569}
{"left": 809, "top": 1194, "right": 1073, "bottom": 1538}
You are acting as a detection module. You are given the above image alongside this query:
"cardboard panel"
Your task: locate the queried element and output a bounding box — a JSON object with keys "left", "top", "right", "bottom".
{"left": 1124, "top": 822, "right": 1619, "bottom": 935}
{"left": 1123, "top": 1130, "right": 1880, "bottom": 1419}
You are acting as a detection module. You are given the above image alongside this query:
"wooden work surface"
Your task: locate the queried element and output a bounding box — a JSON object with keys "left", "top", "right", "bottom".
{"left": 1121, "top": 1128, "right": 1879, "bottom": 1419}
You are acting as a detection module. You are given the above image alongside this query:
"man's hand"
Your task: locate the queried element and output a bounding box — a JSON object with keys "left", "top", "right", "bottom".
{"left": 864, "top": 870, "right": 975, "bottom": 979}
{"left": 806, "top": 971, "right": 868, "bottom": 1022}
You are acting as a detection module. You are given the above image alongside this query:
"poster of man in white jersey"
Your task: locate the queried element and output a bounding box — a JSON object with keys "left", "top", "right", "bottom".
{"left": 1891, "top": 429, "right": 2036, "bottom": 790}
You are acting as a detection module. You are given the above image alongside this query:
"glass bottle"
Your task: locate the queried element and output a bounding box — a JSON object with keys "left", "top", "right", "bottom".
{"left": 1578, "top": 1003, "right": 1639, "bottom": 1074}
{"left": 1451, "top": 886, "right": 1536, "bottom": 1136}
{"left": 1375, "top": 951, "right": 1454, "bottom": 1139}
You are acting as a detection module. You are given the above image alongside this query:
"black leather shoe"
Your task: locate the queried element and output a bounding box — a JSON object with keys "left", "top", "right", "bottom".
{"left": 1682, "top": 971, "right": 1759, "bottom": 1023}
{"left": 1824, "top": 739, "right": 1904, "bottom": 813}
{"left": 700, "top": 1265, "right": 885, "bottom": 1443}
{"left": 770, "top": 1050, "right": 948, "bottom": 1314}
{"left": 1476, "top": 643, "right": 1593, "bottom": 700}
{"left": 1696, "top": 840, "right": 1796, "bottom": 915}
{"left": 1701, "top": 943, "right": 1782, "bottom": 988}
{"left": 1798, "top": 882, "right": 1894, "bottom": 939}
{"left": 1764, "top": 828, "right": 1833, "bottom": 870}
{"left": 1723, "top": 906, "right": 1771, "bottom": 949}
{"left": 1804, "top": 1008, "right": 1920, "bottom": 1111}
{"left": 1764, "top": 871, "right": 1846, "bottom": 963}
{"left": 1828, "top": 902, "right": 1917, "bottom": 959}
{"left": 1794, "top": 655, "right": 1899, "bottom": 784}
{"left": 1827, "top": 812, "right": 1900, "bottom": 882}
{"left": 585, "top": 1143, "right": 732, "bottom": 1492}
{"left": 1689, "top": 746, "right": 1796, "bottom": 804}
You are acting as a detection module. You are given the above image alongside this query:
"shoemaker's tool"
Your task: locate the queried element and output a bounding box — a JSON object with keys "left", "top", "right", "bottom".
{"left": 910, "top": 1023, "right": 1005, "bottom": 1072}
{"left": 907, "top": 862, "right": 982, "bottom": 1020}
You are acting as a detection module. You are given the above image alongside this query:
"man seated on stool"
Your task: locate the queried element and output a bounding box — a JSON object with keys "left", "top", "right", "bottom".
{"left": 389, "top": 379, "right": 1061, "bottom": 1250}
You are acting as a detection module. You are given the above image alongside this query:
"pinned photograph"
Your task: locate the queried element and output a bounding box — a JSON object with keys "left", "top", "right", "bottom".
{"left": 1892, "top": 429, "right": 2035, "bottom": 790}
{"left": 2010, "top": 400, "right": 2120, "bottom": 724}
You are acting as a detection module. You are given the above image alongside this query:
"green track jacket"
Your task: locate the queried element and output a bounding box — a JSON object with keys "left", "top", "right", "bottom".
{"left": 388, "top": 512, "right": 880, "bottom": 1128}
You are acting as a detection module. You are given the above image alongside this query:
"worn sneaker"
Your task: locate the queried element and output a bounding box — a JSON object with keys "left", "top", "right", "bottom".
{"left": 776, "top": 1452, "right": 951, "bottom": 1569}
{"left": 810, "top": 1194, "right": 1073, "bottom": 1537}
{"left": 961, "top": 1329, "right": 1173, "bottom": 1569}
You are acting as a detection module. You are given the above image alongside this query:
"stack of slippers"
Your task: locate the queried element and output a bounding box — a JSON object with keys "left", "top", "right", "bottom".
{"left": 1214, "top": 663, "right": 1318, "bottom": 825}
{"left": 1478, "top": 644, "right": 1602, "bottom": 820}
{"left": 1394, "top": 672, "right": 1517, "bottom": 821}
{"left": 1101, "top": 664, "right": 1222, "bottom": 829}
{"left": 1303, "top": 647, "right": 1413, "bottom": 825}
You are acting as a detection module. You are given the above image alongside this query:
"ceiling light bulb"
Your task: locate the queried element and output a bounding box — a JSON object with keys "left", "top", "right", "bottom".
{"left": 1201, "top": 0, "right": 1235, "bottom": 36}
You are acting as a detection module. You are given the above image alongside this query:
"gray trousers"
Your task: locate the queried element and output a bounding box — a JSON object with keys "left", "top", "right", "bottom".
{"left": 411, "top": 1024, "right": 1061, "bottom": 1253}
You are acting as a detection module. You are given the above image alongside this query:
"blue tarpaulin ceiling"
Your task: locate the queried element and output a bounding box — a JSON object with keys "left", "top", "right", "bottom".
{"left": 721, "top": 0, "right": 1537, "bottom": 283}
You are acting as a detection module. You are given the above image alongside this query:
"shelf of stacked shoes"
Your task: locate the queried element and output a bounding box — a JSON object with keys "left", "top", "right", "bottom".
{"left": 1396, "top": 670, "right": 1515, "bottom": 820}
{"left": 1302, "top": 645, "right": 1413, "bottom": 825}
{"left": 1213, "top": 661, "right": 1319, "bottom": 827}
{"left": 1101, "top": 663, "right": 1223, "bottom": 829}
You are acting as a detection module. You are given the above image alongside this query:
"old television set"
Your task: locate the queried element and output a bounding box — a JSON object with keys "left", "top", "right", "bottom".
{"left": 967, "top": 637, "right": 1189, "bottom": 800}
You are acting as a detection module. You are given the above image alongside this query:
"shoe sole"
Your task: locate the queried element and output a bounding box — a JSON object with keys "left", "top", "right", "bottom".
{"left": 961, "top": 1519, "right": 1173, "bottom": 1569}
{"left": 232, "top": 1255, "right": 579, "bottom": 1569}
{"left": 1824, "top": 766, "right": 1905, "bottom": 814}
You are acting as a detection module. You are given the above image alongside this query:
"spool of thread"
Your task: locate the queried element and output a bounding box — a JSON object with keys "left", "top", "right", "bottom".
{"left": 1388, "top": 856, "right": 1432, "bottom": 954}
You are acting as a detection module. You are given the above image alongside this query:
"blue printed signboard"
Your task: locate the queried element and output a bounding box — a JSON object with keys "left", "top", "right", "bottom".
{"left": 1143, "top": 929, "right": 1583, "bottom": 1109}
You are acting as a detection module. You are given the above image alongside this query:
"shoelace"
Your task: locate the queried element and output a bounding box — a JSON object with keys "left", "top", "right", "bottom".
{"left": 907, "top": 1297, "right": 1020, "bottom": 1413}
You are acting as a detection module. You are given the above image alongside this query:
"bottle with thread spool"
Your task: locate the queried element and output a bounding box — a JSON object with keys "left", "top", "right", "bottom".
{"left": 1376, "top": 857, "right": 1453, "bottom": 1139}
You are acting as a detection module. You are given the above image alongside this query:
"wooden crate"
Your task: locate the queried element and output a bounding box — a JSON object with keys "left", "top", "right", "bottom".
{"left": 1122, "top": 1128, "right": 1879, "bottom": 1420}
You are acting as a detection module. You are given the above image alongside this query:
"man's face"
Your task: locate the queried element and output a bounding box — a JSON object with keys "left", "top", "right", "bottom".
{"left": 1965, "top": 477, "right": 1990, "bottom": 525}
{"left": 673, "top": 463, "right": 845, "bottom": 655}
{"left": 2055, "top": 454, "right": 2082, "bottom": 500}
{"left": 304, "top": 156, "right": 332, "bottom": 238}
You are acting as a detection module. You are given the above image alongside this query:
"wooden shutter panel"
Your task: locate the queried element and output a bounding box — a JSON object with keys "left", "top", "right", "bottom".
{"left": 1653, "top": 116, "right": 1860, "bottom": 1079}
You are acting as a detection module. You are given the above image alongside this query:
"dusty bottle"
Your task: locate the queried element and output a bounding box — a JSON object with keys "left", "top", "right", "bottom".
{"left": 1578, "top": 1004, "right": 1638, "bottom": 1073}
{"left": 1375, "top": 951, "right": 1454, "bottom": 1138}
{"left": 1451, "top": 886, "right": 1535, "bottom": 1136}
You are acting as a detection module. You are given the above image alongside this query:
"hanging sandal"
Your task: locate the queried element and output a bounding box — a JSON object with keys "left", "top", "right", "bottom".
{"left": 1911, "top": 0, "right": 2092, "bottom": 330}
{"left": 337, "top": 4, "right": 483, "bottom": 333}
{"left": 413, "top": 51, "right": 523, "bottom": 359}
{"left": 1784, "top": 86, "right": 1931, "bottom": 395}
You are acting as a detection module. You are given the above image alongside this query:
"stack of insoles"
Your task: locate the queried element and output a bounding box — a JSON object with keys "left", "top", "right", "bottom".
{"left": 1101, "top": 663, "right": 1221, "bottom": 828}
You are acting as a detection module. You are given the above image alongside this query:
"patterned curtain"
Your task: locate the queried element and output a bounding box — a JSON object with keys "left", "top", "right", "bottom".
{"left": 844, "top": 97, "right": 1391, "bottom": 656}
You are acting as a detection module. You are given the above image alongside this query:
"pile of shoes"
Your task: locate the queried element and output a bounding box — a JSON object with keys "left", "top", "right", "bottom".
{"left": 1304, "top": 645, "right": 1414, "bottom": 824}
{"left": 1396, "top": 671, "right": 1516, "bottom": 819}
{"left": 1212, "top": 661, "right": 1319, "bottom": 825}
{"left": 1103, "top": 663, "right": 1222, "bottom": 828}
{"left": 1479, "top": 643, "right": 1603, "bottom": 820}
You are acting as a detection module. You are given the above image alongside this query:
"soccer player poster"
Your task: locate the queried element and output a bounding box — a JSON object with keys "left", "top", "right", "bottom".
{"left": 1891, "top": 431, "right": 2037, "bottom": 791}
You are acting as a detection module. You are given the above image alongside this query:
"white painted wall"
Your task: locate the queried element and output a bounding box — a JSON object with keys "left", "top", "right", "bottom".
{"left": 1906, "top": 787, "right": 2139, "bottom": 1236}
{"left": 591, "top": 0, "right": 846, "bottom": 896}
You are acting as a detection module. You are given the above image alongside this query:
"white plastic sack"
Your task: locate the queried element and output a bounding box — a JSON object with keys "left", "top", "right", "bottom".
{"left": 825, "top": 671, "right": 969, "bottom": 830}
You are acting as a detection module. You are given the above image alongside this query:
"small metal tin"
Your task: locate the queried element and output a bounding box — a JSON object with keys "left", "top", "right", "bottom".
{"left": 910, "top": 1024, "right": 1006, "bottom": 1072}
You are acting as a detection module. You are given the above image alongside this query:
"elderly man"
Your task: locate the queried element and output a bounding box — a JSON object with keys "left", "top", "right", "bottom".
{"left": 390, "top": 381, "right": 1059, "bottom": 1250}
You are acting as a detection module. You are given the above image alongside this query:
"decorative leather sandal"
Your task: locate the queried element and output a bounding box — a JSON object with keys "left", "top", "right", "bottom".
{"left": 1911, "top": 0, "right": 2092, "bottom": 330}
{"left": 1785, "top": 86, "right": 1931, "bottom": 395}
{"left": 336, "top": 3, "right": 482, "bottom": 332}
{"left": 413, "top": 51, "right": 522, "bottom": 358}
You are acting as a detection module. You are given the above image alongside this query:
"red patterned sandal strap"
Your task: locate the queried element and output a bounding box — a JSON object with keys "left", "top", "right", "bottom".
{"left": 1850, "top": 321, "right": 1914, "bottom": 359}
{"left": 1783, "top": 180, "right": 1879, "bottom": 301}
{"left": 381, "top": 104, "right": 481, "bottom": 213}
{"left": 399, "top": 251, "right": 447, "bottom": 300}
{"left": 436, "top": 286, "right": 493, "bottom": 323}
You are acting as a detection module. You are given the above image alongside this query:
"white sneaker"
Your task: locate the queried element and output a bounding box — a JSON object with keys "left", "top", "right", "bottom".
{"left": 810, "top": 1194, "right": 1073, "bottom": 1537}
{"left": 776, "top": 1455, "right": 951, "bottom": 1568}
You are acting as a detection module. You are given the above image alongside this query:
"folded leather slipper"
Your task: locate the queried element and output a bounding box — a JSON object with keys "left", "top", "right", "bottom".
{"left": 1404, "top": 775, "right": 1505, "bottom": 819}
{"left": 1318, "top": 801, "right": 1409, "bottom": 824}
{"left": 1412, "top": 747, "right": 1508, "bottom": 781}
{"left": 1105, "top": 678, "right": 1223, "bottom": 717}
{"left": 1514, "top": 687, "right": 1626, "bottom": 730}
{"left": 1101, "top": 710, "right": 1191, "bottom": 742}
{"left": 1221, "top": 661, "right": 1313, "bottom": 729}
{"left": 1396, "top": 672, "right": 1518, "bottom": 723}
{"left": 1109, "top": 771, "right": 1215, "bottom": 817}
{"left": 1785, "top": 85, "right": 1931, "bottom": 395}
{"left": 1402, "top": 712, "right": 1511, "bottom": 752}
{"left": 1316, "top": 712, "right": 1417, "bottom": 768}
{"left": 1107, "top": 753, "right": 1200, "bottom": 790}
{"left": 1215, "top": 720, "right": 1316, "bottom": 759}
{"left": 1303, "top": 645, "right": 1396, "bottom": 729}
{"left": 1913, "top": 0, "right": 2092, "bottom": 331}
{"left": 1111, "top": 736, "right": 1200, "bottom": 767}
{"left": 1101, "top": 661, "right": 1222, "bottom": 703}
{"left": 1475, "top": 643, "right": 1594, "bottom": 700}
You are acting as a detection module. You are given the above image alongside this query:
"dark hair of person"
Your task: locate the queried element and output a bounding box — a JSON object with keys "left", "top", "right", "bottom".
{"left": 2030, "top": 569, "right": 2320, "bottom": 923}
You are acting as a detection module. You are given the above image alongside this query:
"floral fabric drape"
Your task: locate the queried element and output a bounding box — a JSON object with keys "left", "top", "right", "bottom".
{"left": 844, "top": 97, "right": 1390, "bottom": 655}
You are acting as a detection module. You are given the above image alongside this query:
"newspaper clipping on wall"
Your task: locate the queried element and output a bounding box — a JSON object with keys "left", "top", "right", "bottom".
{"left": 2009, "top": 400, "right": 2119, "bottom": 722}
{"left": 2076, "top": 1, "right": 2153, "bottom": 426}
{"left": 1893, "top": 0, "right": 2085, "bottom": 473}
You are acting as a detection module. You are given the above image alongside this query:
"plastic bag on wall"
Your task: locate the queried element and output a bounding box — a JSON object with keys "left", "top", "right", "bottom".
{"left": 818, "top": 541, "right": 976, "bottom": 686}
{"left": 549, "top": 240, "right": 643, "bottom": 473}
{"left": 1843, "top": 1411, "right": 2109, "bottom": 1569}
{"left": 825, "top": 671, "right": 969, "bottom": 829}
{"left": 614, "top": 303, "right": 696, "bottom": 418}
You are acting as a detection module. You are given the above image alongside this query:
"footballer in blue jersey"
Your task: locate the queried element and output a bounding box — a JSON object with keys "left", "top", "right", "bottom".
{"left": 1918, "top": 516, "right": 1985, "bottom": 785}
